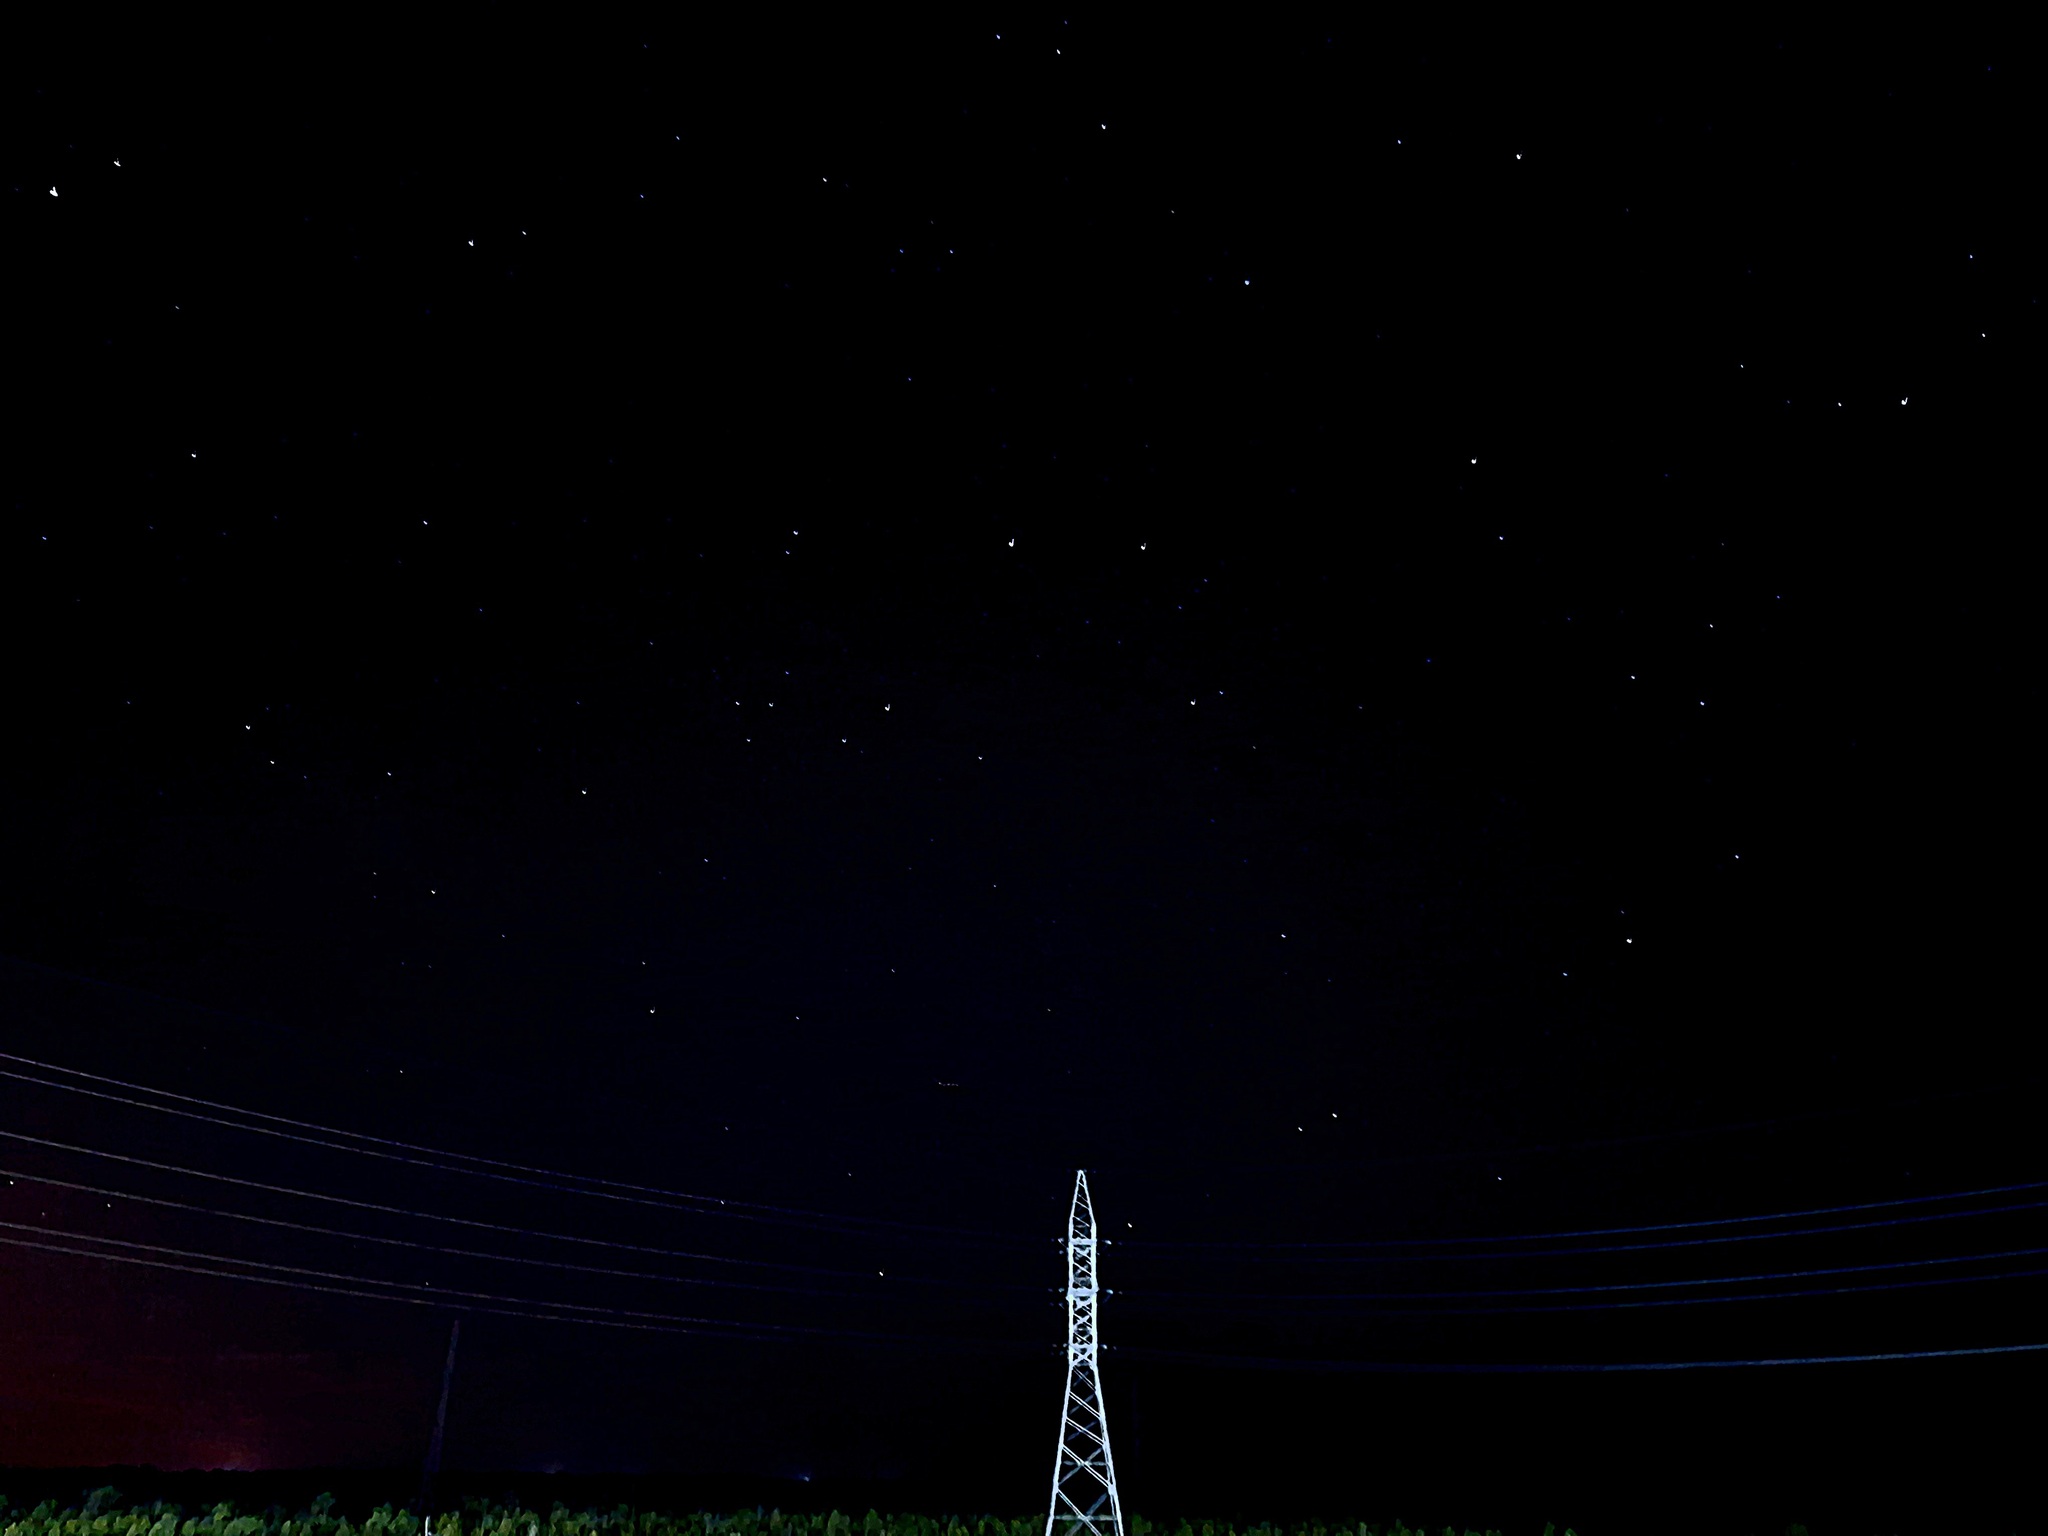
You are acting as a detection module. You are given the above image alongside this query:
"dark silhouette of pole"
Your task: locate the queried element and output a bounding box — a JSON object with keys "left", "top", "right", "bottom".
{"left": 416, "top": 1317, "right": 461, "bottom": 1518}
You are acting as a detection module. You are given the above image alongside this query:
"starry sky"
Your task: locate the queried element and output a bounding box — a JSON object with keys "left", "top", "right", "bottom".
{"left": 3, "top": 16, "right": 2043, "bottom": 1532}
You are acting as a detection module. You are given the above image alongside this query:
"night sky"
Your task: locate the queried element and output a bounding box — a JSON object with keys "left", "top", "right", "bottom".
{"left": 4, "top": 17, "right": 2043, "bottom": 1531}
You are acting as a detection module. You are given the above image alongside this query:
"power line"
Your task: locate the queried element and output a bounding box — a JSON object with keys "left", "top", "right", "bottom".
{"left": 0, "top": 962, "right": 1097, "bottom": 1253}
{"left": 9, "top": 954, "right": 2035, "bottom": 1195}
{"left": 0, "top": 1229, "right": 1054, "bottom": 1360}
{"left": 11, "top": 1072, "right": 2037, "bottom": 1292}
{"left": 16, "top": 1026, "right": 2030, "bottom": 1261}
{"left": 12, "top": 1056, "right": 2031, "bottom": 1286}
{"left": 28, "top": 1122, "right": 2031, "bottom": 1327}
{"left": 0, "top": 1215, "right": 857, "bottom": 1332}
{"left": 1114, "top": 1254, "right": 2048, "bottom": 1316}
{"left": 0, "top": 1128, "right": 1050, "bottom": 1294}
{"left": 1102, "top": 1339, "right": 2048, "bottom": 1374}
{"left": 1116, "top": 1241, "right": 2048, "bottom": 1307}
{"left": 1105, "top": 1187, "right": 2048, "bottom": 1261}
{"left": 1114, "top": 1179, "right": 2048, "bottom": 1253}
{"left": 0, "top": 1163, "right": 1043, "bottom": 1307}
{"left": 8, "top": 1176, "right": 2040, "bottom": 1383}
{"left": 0, "top": 1055, "right": 1041, "bottom": 1248}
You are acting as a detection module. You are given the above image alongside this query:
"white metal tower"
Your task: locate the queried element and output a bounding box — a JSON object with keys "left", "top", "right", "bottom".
{"left": 1045, "top": 1168, "right": 1125, "bottom": 1536}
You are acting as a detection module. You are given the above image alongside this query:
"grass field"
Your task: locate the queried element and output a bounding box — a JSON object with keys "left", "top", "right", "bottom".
{"left": 0, "top": 1492, "right": 1580, "bottom": 1536}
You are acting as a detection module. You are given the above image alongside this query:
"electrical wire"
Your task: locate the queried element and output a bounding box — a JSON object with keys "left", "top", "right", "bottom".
{"left": 6, "top": 1107, "right": 2039, "bottom": 1366}
{"left": 0, "top": 1215, "right": 865, "bottom": 1332}
{"left": 0, "top": 1129, "right": 1051, "bottom": 1294}
{"left": 0, "top": 1229, "right": 1055, "bottom": 1360}
{"left": 1101, "top": 1339, "right": 2048, "bottom": 1373}
{"left": 12, "top": 953, "right": 2035, "bottom": 1197}
{"left": 18, "top": 1143, "right": 2039, "bottom": 1324}
{"left": 1110, "top": 1254, "right": 2048, "bottom": 1315}
{"left": 1112, "top": 1241, "right": 2048, "bottom": 1308}
{"left": 10, "top": 1060, "right": 2036, "bottom": 1311}
{"left": 12, "top": 1076, "right": 2037, "bottom": 1299}
{"left": 1105, "top": 1187, "right": 2048, "bottom": 1261}
{"left": 0, "top": 1055, "right": 1042, "bottom": 1248}
{"left": 0, "top": 1164, "right": 1047, "bottom": 1307}
{"left": 12, "top": 1222, "right": 2040, "bottom": 1374}
{"left": 10, "top": 952, "right": 2039, "bottom": 1273}
{"left": 1114, "top": 1179, "right": 2048, "bottom": 1253}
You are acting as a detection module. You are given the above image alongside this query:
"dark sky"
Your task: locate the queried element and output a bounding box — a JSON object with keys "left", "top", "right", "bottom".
{"left": 3, "top": 15, "right": 2042, "bottom": 1530}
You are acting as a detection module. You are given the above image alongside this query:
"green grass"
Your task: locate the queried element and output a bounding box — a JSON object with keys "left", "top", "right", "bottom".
{"left": 0, "top": 1492, "right": 1567, "bottom": 1536}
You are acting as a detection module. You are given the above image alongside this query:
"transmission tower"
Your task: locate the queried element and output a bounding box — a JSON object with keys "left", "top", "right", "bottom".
{"left": 1046, "top": 1169, "right": 1125, "bottom": 1536}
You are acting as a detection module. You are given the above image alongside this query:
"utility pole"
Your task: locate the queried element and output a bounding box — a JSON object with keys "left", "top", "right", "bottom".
{"left": 1045, "top": 1170, "right": 1125, "bottom": 1536}
{"left": 416, "top": 1317, "right": 461, "bottom": 1519}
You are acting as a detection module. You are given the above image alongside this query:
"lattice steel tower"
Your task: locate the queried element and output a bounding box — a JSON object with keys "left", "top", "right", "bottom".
{"left": 1045, "top": 1168, "right": 1125, "bottom": 1536}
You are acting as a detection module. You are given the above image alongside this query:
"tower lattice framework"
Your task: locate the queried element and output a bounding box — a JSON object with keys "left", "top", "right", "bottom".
{"left": 1045, "top": 1168, "right": 1125, "bottom": 1536}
